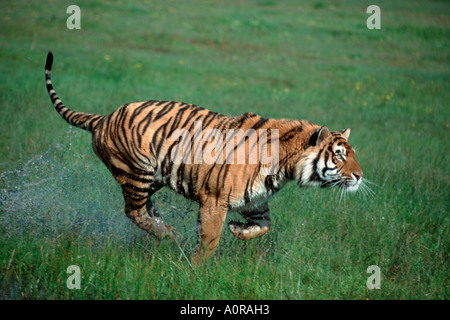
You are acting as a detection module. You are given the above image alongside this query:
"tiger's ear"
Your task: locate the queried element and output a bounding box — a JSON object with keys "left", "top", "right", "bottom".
{"left": 341, "top": 128, "right": 351, "bottom": 140}
{"left": 309, "top": 126, "right": 330, "bottom": 146}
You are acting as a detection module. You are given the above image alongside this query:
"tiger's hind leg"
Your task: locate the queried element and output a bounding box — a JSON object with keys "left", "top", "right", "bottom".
{"left": 120, "top": 176, "right": 177, "bottom": 240}
{"left": 92, "top": 133, "right": 177, "bottom": 240}
{"left": 228, "top": 202, "right": 271, "bottom": 240}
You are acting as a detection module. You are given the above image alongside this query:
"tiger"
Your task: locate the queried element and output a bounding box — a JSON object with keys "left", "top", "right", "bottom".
{"left": 44, "top": 51, "right": 363, "bottom": 264}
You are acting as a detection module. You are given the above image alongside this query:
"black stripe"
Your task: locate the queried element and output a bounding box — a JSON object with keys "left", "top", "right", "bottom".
{"left": 279, "top": 126, "right": 302, "bottom": 142}
{"left": 244, "top": 178, "right": 251, "bottom": 203}
{"left": 199, "top": 111, "right": 219, "bottom": 130}
{"left": 60, "top": 108, "right": 72, "bottom": 119}
{"left": 251, "top": 117, "right": 269, "bottom": 130}
{"left": 88, "top": 115, "right": 103, "bottom": 131}
{"left": 308, "top": 148, "right": 325, "bottom": 183}
{"left": 122, "top": 183, "right": 149, "bottom": 193}
{"left": 180, "top": 107, "right": 203, "bottom": 129}
{"left": 114, "top": 108, "right": 134, "bottom": 160}
{"left": 45, "top": 52, "right": 53, "bottom": 70}
{"left": 129, "top": 101, "right": 155, "bottom": 129}
{"left": 168, "top": 108, "right": 188, "bottom": 136}
{"left": 176, "top": 162, "right": 186, "bottom": 195}
{"left": 156, "top": 100, "right": 168, "bottom": 106}
{"left": 246, "top": 210, "right": 270, "bottom": 223}
{"left": 137, "top": 108, "right": 156, "bottom": 138}
{"left": 125, "top": 201, "right": 146, "bottom": 210}
{"left": 122, "top": 191, "right": 147, "bottom": 202}
{"left": 188, "top": 166, "right": 196, "bottom": 199}
{"left": 152, "top": 125, "right": 167, "bottom": 155}
{"left": 114, "top": 168, "right": 153, "bottom": 184}
{"left": 118, "top": 110, "right": 147, "bottom": 163}
{"left": 227, "top": 187, "right": 233, "bottom": 208}
{"left": 126, "top": 127, "right": 148, "bottom": 163}
{"left": 264, "top": 175, "right": 275, "bottom": 193}
{"left": 153, "top": 101, "right": 175, "bottom": 121}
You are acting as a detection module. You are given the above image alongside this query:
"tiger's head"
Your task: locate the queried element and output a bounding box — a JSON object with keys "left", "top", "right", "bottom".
{"left": 296, "top": 126, "right": 363, "bottom": 192}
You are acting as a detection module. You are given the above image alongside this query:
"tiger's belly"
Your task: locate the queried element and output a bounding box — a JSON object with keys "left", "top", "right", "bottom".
{"left": 154, "top": 158, "right": 286, "bottom": 211}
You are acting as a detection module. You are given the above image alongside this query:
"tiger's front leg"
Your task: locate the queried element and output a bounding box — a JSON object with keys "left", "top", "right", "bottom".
{"left": 228, "top": 202, "right": 271, "bottom": 240}
{"left": 192, "top": 198, "right": 228, "bottom": 265}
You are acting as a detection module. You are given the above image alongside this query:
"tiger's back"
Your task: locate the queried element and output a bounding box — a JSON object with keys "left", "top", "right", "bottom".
{"left": 93, "top": 101, "right": 312, "bottom": 206}
{"left": 45, "top": 52, "right": 363, "bottom": 264}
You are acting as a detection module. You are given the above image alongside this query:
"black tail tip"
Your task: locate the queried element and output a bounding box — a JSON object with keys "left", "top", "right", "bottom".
{"left": 45, "top": 51, "right": 53, "bottom": 71}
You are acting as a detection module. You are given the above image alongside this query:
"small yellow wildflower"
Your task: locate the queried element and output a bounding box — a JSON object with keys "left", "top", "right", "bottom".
{"left": 385, "top": 92, "right": 394, "bottom": 101}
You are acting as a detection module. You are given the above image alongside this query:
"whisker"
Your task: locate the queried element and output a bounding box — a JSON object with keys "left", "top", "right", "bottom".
{"left": 339, "top": 186, "right": 344, "bottom": 204}
{"left": 338, "top": 181, "right": 349, "bottom": 205}
{"left": 363, "top": 181, "right": 377, "bottom": 195}
{"left": 331, "top": 177, "right": 378, "bottom": 204}
{"left": 358, "top": 184, "right": 370, "bottom": 201}
{"left": 362, "top": 178, "right": 378, "bottom": 187}
{"left": 358, "top": 180, "right": 376, "bottom": 200}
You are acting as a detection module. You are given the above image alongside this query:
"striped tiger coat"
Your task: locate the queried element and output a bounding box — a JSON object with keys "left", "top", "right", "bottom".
{"left": 45, "top": 52, "right": 363, "bottom": 264}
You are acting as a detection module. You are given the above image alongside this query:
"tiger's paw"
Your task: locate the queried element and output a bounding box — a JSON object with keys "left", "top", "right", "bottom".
{"left": 150, "top": 217, "right": 181, "bottom": 241}
{"left": 228, "top": 221, "right": 270, "bottom": 240}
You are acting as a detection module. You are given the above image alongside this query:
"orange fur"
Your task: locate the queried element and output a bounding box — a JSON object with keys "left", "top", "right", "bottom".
{"left": 45, "top": 52, "right": 363, "bottom": 264}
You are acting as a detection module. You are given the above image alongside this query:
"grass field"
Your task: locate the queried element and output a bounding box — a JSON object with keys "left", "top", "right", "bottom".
{"left": 0, "top": 0, "right": 448, "bottom": 300}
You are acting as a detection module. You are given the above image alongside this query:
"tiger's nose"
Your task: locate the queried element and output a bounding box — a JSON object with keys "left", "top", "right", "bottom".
{"left": 353, "top": 171, "right": 363, "bottom": 181}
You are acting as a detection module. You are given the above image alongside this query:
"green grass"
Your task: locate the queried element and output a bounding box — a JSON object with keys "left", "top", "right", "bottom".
{"left": 0, "top": 0, "right": 448, "bottom": 299}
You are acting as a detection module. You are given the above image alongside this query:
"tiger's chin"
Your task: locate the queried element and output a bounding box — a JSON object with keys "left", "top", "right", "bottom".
{"left": 321, "top": 178, "right": 361, "bottom": 192}
{"left": 339, "top": 179, "right": 362, "bottom": 193}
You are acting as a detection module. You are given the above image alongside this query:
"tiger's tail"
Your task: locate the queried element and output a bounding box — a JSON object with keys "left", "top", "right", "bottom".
{"left": 45, "top": 51, "right": 103, "bottom": 132}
